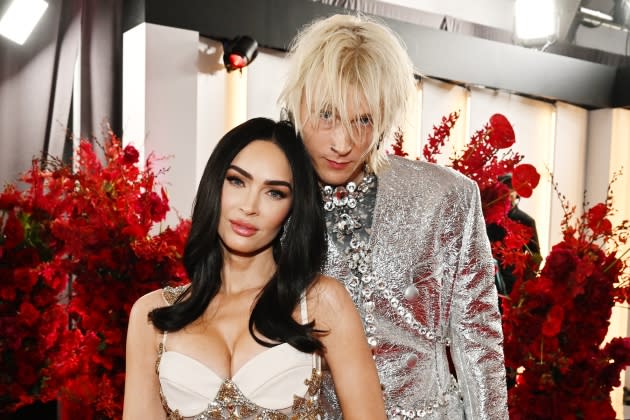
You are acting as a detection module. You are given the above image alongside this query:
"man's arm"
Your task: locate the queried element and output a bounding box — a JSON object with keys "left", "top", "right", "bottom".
{"left": 449, "top": 180, "right": 509, "bottom": 419}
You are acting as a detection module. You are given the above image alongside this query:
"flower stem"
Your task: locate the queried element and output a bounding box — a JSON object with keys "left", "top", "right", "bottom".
{"left": 604, "top": 247, "right": 630, "bottom": 273}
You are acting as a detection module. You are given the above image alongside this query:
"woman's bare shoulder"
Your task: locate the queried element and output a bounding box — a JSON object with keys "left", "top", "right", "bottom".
{"left": 310, "top": 274, "right": 349, "bottom": 299}
{"left": 131, "top": 284, "right": 190, "bottom": 316}
{"left": 131, "top": 289, "right": 166, "bottom": 314}
{"left": 128, "top": 288, "right": 179, "bottom": 331}
{"left": 307, "top": 275, "right": 354, "bottom": 322}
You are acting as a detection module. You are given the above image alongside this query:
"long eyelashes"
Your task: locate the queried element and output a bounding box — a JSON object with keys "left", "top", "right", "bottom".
{"left": 226, "top": 175, "right": 244, "bottom": 187}
{"left": 225, "top": 175, "right": 289, "bottom": 200}
{"left": 267, "top": 190, "right": 288, "bottom": 200}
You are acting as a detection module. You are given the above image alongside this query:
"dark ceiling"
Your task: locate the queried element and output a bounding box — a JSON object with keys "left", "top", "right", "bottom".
{"left": 123, "top": 0, "right": 630, "bottom": 109}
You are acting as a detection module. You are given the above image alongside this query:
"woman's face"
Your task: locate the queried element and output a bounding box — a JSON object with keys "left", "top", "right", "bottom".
{"left": 218, "top": 140, "right": 293, "bottom": 256}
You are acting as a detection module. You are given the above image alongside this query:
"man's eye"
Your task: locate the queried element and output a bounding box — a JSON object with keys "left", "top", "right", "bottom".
{"left": 356, "top": 115, "right": 372, "bottom": 126}
{"left": 319, "top": 110, "right": 333, "bottom": 121}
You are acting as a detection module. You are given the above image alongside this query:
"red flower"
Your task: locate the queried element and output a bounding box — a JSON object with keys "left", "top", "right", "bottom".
{"left": 18, "top": 302, "right": 40, "bottom": 327}
{"left": 512, "top": 164, "right": 540, "bottom": 198}
{"left": 1, "top": 213, "right": 25, "bottom": 249}
{"left": 390, "top": 130, "right": 408, "bottom": 158}
{"left": 480, "top": 183, "right": 510, "bottom": 224}
{"left": 542, "top": 245, "right": 578, "bottom": 279}
{"left": 122, "top": 144, "right": 140, "bottom": 165}
{"left": 487, "top": 113, "right": 515, "bottom": 149}
{"left": 586, "top": 203, "right": 613, "bottom": 235}
{"left": 524, "top": 275, "right": 553, "bottom": 297}
{"left": 542, "top": 304, "right": 564, "bottom": 337}
{"left": 587, "top": 202, "right": 607, "bottom": 222}
{"left": 422, "top": 111, "right": 460, "bottom": 163}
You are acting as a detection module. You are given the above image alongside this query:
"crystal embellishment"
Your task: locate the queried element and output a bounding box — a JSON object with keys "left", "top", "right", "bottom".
{"left": 321, "top": 172, "right": 378, "bottom": 347}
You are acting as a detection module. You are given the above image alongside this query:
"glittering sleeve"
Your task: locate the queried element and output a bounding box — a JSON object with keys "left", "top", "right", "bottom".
{"left": 161, "top": 284, "right": 190, "bottom": 305}
{"left": 448, "top": 179, "right": 508, "bottom": 419}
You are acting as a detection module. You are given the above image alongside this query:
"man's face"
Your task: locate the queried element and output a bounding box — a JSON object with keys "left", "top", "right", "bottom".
{"left": 299, "top": 95, "right": 374, "bottom": 186}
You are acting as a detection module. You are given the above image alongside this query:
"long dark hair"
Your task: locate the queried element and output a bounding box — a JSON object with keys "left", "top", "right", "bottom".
{"left": 149, "top": 118, "right": 327, "bottom": 353}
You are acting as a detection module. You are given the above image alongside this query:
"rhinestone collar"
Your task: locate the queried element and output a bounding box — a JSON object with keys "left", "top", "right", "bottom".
{"left": 321, "top": 173, "right": 376, "bottom": 213}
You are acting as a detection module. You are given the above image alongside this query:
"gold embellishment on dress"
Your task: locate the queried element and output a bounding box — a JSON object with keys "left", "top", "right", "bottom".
{"left": 158, "top": 370, "right": 323, "bottom": 419}
{"left": 290, "top": 369, "right": 323, "bottom": 420}
{"left": 155, "top": 342, "right": 164, "bottom": 375}
{"left": 215, "top": 379, "right": 260, "bottom": 418}
{"left": 160, "top": 385, "right": 184, "bottom": 420}
{"left": 304, "top": 368, "right": 322, "bottom": 396}
{"left": 163, "top": 284, "right": 189, "bottom": 305}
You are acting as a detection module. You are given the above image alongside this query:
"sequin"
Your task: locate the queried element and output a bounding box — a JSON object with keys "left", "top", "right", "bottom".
{"left": 157, "top": 287, "right": 323, "bottom": 420}
{"left": 404, "top": 353, "right": 418, "bottom": 368}
{"left": 320, "top": 157, "right": 508, "bottom": 419}
{"left": 158, "top": 356, "right": 323, "bottom": 420}
{"left": 403, "top": 284, "right": 419, "bottom": 300}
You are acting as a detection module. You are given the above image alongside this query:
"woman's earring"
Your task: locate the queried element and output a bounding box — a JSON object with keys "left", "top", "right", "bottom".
{"left": 280, "top": 216, "right": 291, "bottom": 246}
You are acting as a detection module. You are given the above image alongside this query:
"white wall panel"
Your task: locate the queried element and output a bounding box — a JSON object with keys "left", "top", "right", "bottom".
{"left": 197, "top": 37, "right": 229, "bottom": 188}
{"left": 585, "top": 108, "right": 630, "bottom": 418}
{"left": 247, "top": 47, "right": 289, "bottom": 121}
{"left": 549, "top": 102, "right": 588, "bottom": 245}
{"left": 123, "top": 23, "right": 198, "bottom": 225}
{"left": 418, "top": 78, "right": 468, "bottom": 164}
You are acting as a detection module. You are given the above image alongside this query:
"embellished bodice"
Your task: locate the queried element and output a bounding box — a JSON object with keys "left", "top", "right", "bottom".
{"left": 156, "top": 286, "right": 323, "bottom": 420}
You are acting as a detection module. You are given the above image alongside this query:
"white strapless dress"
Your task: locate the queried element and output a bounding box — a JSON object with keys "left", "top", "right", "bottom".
{"left": 156, "top": 286, "right": 322, "bottom": 419}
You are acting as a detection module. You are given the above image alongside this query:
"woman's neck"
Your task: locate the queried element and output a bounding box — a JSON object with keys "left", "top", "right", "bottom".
{"left": 220, "top": 247, "right": 277, "bottom": 295}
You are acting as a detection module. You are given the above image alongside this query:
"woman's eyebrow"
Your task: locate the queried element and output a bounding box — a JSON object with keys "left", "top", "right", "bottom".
{"left": 228, "top": 165, "right": 293, "bottom": 191}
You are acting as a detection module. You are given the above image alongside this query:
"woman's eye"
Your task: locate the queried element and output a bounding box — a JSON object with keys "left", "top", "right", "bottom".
{"left": 226, "top": 176, "right": 244, "bottom": 187}
{"left": 268, "top": 190, "right": 287, "bottom": 200}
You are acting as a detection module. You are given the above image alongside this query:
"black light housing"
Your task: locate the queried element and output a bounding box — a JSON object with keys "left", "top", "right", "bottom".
{"left": 222, "top": 35, "right": 258, "bottom": 72}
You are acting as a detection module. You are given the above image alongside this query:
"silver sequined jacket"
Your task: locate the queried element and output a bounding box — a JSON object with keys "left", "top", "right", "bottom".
{"left": 321, "top": 157, "right": 508, "bottom": 419}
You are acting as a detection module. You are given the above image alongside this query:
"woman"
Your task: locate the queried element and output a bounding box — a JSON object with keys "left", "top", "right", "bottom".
{"left": 122, "top": 118, "right": 385, "bottom": 419}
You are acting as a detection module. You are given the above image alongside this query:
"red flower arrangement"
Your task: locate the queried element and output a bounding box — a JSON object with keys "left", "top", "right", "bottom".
{"left": 0, "top": 134, "right": 190, "bottom": 418}
{"left": 392, "top": 113, "right": 630, "bottom": 419}
{"left": 0, "top": 161, "right": 78, "bottom": 412}
{"left": 503, "top": 181, "right": 630, "bottom": 419}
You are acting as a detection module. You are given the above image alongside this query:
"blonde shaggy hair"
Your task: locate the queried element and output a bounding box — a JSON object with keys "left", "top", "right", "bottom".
{"left": 279, "top": 14, "right": 416, "bottom": 174}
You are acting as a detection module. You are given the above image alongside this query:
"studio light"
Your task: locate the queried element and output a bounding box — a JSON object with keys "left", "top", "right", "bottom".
{"left": 580, "top": 6, "right": 613, "bottom": 22}
{"left": 0, "top": 0, "right": 48, "bottom": 45}
{"left": 514, "top": 0, "right": 557, "bottom": 44}
{"left": 222, "top": 36, "right": 258, "bottom": 72}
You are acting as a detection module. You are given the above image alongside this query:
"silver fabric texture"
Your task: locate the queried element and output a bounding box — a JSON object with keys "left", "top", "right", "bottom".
{"left": 320, "top": 157, "right": 508, "bottom": 419}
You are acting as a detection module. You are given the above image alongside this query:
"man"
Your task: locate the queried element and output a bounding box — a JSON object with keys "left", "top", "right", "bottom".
{"left": 279, "top": 14, "right": 508, "bottom": 419}
{"left": 488, "top": 174, "right": 541, "bottom": 296}
{"left": 500, "top": 173, "right": 540, "bottom": 256}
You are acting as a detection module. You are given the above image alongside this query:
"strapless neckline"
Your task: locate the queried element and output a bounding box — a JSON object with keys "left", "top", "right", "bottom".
{"left": 156, "top": 286, "right": 323, "bottom": 418}
{"left": 162, "top": 342, "right": 294, "bottom": 382}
